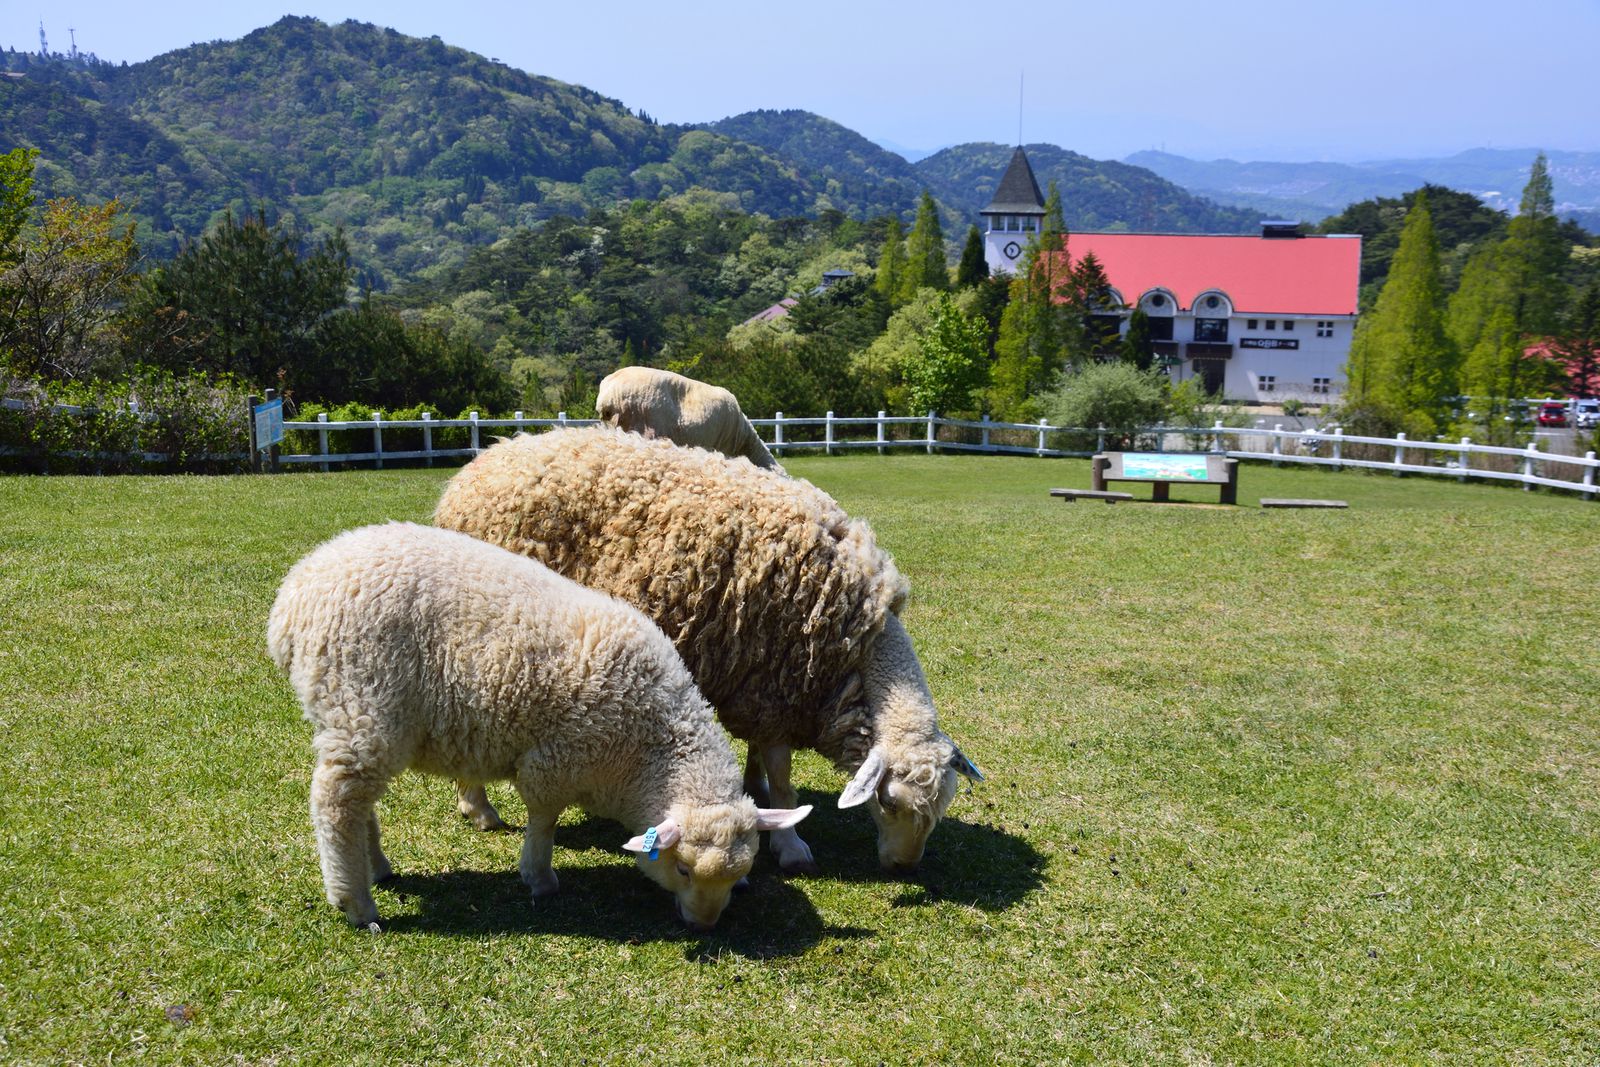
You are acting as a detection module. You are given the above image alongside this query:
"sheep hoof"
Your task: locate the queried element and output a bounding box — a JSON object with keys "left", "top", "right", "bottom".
{"left": 363, "top": 920, "right": 383, "bottom": 934}
{"left": 373, "top": 870, "right": 398, "bottom": 886}
{"left": 523, "top": 872, "right": 560, "bottom": 898}
{"left": 466, "top": 811, "right": 510, "bottom": 832}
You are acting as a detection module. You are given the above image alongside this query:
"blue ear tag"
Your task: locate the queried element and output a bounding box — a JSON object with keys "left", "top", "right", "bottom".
{"left": 641, "top": 826, "right": 659, "bottom": 861}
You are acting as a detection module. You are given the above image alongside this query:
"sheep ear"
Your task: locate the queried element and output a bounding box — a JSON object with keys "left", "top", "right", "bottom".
{"left": 754, "top": 804, "right": 812, "bottom": 831}
{"left": 949, "top": 746, "right": 985, "bottom": 782}
{"left": 838, "top": 749, "right": 888, "bottom": 809}
{"left": 622, "top": 818, "right": 682, "bottom": 854}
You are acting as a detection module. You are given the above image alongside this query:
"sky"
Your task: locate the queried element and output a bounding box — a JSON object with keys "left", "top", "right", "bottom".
{"left": 4, "top": 0, "right": 1598, "bottom": 163}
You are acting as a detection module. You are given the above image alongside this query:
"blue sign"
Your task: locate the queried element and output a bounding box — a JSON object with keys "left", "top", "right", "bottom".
{"left": 253, "top": 398, "right": 284, "bottom": 449}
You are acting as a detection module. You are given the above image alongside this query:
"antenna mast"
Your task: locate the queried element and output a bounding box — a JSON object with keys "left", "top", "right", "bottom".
{"left": 68, "top": 27, "right": 77, "bottom": 60}
{"left": 1017, "top": 71, "right": 1024, "bottom": 147}
{"left": 38, "top": 20, "right": 48, "bottom": 57}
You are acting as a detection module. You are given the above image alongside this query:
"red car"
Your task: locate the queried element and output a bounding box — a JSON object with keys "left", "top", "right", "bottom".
{"left": 1537, "top": 402, "right": 1568, "bottom": 427}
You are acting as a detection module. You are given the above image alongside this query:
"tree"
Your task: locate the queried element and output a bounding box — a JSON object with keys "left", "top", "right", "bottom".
{"left": 905, "top": 293, "right": 988, "bottom": 416}
{"left": 956, "top": 225, "right": 988, "bottom": 288}
{"left": 0, "top": 148, "right": 38, "bottom": 265}
{"left": 1342, "top": 190, "right": 1456, "bottom": 434}
{"left": 989, "top": 181, "right": 1070, "bottom": 419}
{"left": 0, "top": 197, "right": 140, "bottom": 382}
{"left": 1043, "top": 361, "right": 1168, "bottom": 449}
{"left": 1551, "top": 282, "right": 1600, "bottom": 396}
{"left": 875, "top": 216, "right": 907, "bottom": 305}
{"left": 125, "top": 208, "right": 352, "bottom": 388}
{"left": 903, "top": 190, "right": 948, "bottom": 297}
{"left": 1119, "top": 307, "right": 1154, "bottom": 370}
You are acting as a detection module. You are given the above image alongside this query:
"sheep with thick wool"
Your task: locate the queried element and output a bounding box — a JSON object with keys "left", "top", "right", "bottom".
{"left": 435, "top": 428, "right": 982, "bottom": 875}
{"left": 597, "top": 366, "right": 780, "bottom": 471}
{"left": 266, "top": 522, "right": 809, "bottom": 930}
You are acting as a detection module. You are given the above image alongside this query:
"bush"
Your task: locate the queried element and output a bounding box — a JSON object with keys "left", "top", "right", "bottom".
{"left": 1043, "top": 362, "right": 1168, "bottom": 450}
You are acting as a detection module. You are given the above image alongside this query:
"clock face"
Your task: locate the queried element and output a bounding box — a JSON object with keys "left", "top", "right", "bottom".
{"left": 1003, "top": 241, "right": 1022, "bottom": 259}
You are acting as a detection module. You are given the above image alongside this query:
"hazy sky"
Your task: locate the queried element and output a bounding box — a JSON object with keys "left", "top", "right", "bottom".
{"left": 5, "top": 1, "right": 1597, "bottom": 163}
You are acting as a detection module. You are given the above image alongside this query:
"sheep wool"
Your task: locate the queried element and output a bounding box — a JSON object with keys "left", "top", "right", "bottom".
{"left": 266, "top": 521, "right": 806, "bottom": 930}
{"left": 435, "top": 428, "right": 981, "bottom": 873}
{"left": 596, "top": 365, "right": 780, "bottom": 470}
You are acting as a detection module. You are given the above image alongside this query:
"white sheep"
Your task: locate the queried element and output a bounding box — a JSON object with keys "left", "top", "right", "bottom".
{"left": 596, "top": 366, "right": 781, "bottom": 471}
{"left": 435, "top": 429, "right": 982, "bottom": 876}
{"left": 266, "top": 522, "right": 809, "bottom": 930}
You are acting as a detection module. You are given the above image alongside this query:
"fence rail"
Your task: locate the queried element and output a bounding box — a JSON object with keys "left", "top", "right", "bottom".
{"left": 268, "top": 409, "right": 1598, "bottom": 500}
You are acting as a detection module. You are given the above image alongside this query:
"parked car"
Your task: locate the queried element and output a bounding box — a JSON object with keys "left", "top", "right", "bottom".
{"left": 1537, "top": 402, "right": 1568, "bottom": 427}
{"left": 1574, "top": 398, "right": 1600, "bottom": 430}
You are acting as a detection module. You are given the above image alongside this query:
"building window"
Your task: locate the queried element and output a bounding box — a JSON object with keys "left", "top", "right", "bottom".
{"left": 1194, "top": 317, "right": 1229, "bottom": 342}
{"left": 1316, "top": 320, "right": 1334, "bottom": 337}
{"left": 1149, "top": 293, "right": 1167, "bottom": 308}
{"left": 1312, "top": 377, "right": 1330, "bottom": 394}
{"left": 1282, "top": 319, "right": 1295, "bottom": 332}
{"left": 1023, "top": 216, "right": 1038, "bottom": 232}
{"left": 1148, "top": 317, "right": 1174, "bottom": 341}
{"left": 1259, "top": 375, "right": 1276, "bottom": 393}
{"left": 1265, "top": 319, "right": 1276, "bottom": 331}
{"left": 1247, "top": 318, "right": 1258, "bottom": 329}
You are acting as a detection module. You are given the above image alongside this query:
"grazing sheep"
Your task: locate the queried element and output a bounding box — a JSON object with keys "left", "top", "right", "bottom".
{"left": 266, "top": 522, "right": 809, "bottom": 930}
{"left": 436, "top": 429, "right": 982, "bottom": 875}
{"left": 596, "top": 366, "right": 780, "bottom": 471}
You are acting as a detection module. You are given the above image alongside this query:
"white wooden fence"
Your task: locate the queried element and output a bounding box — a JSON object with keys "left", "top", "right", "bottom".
{"left": 274, "top": 409, "right": 1600, "bottom": 500}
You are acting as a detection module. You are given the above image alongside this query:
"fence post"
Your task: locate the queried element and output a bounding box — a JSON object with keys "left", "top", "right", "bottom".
{"left": 470, "top": 411, "right": 480, "bottom": 455}
{"left": 373, "top": 410, "right": 384, "bottom": 470}
{"left": 317, "top": 412, "right": 330, "bottom": 473}
{"left": 825, "top": 411, "right": 835, "bottom": 456}
{"left": 557, "top": 411, "right": 567, "bottom": 428}
{"left": 774, "top": 412, "right": 785, "bottom": 458}
{"left": 265, "top": 388, "right": 281, "bottom": 473}
{"left": 877, "top": 411, "right": 887, "bottom": 455}
{"left": 1331, "top": 426, "right": 1343, "bottom": 470}
{"left": 514, "top": 411, "right": 524, "bottom": 435}
{"left": 1037, "top": 418, "right": 1048, "bottom": 457}
{"left": 926, "top": 411, "right": 936, "bottom": 455}
{"left": 1523, "top": 439, "right": 1539, "bottom": 491}
{"left": 1096, "top": 424, "right": 1106, "bottom": 453}
{"left": 246, "top": 394, "right": 261, "bottom": 473}
{"left": 1584, "top": 451, "right": 1596, "bottom": 501}
{"left": 422, "top": 412, "right": 434, "bottom": 468}
{"left": 981, "top": 415, "right": 991, "bottom": 452}
{"left": 1211, "top": 420, "right": 1224, "bottom": 453}
{"left": 1272, "top": 423, "right": 1283, "bottom": 467}
{"left": 1394, "top": 432, "right": 1406, "bottom": 470}
{"left": 1458, "top": 437, "right": 1470, "bottom": 482}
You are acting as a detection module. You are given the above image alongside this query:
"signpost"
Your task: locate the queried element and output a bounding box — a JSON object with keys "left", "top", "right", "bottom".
{"left": 248, "top": 390, "right": 284, "bottom": 472}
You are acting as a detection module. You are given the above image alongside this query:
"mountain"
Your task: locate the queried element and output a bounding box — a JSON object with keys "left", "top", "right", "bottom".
{"left": 915, "top": 143, "right": 1260, "bottom": 234}
{"left": 1128, "top": 148, "right": 1600, "bottom": 229}
{"left": 2, "top": 19, "right": 1258, "bottom": 287}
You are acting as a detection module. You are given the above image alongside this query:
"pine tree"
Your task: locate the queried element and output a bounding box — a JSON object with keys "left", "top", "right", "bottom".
{"left": 875, "top": 217, "right": 907, "bottom": 305}
{"left": 1119, "top": 307, "right": 1154, "bottom": 370}
{"left": 956, "top": 225, "right": 988, "bottom": 288}
{"left": 903, "top": 190, "right": 948, "bottom": 298}
{"left": 988, "top": 182, "right": 1070, "bottom": 419}
{"left": 1344, "top": 190, "right": 1456, "bottom": 433}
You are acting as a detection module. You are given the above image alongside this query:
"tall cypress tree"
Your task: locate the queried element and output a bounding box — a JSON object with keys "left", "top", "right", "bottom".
{"left": 1120, "top": 307, "right": 1154, "bottom": 370}
{"left": 903, "top": 190, "right": 948, "bottom": 298}
{"left": 989, "top": 182, "right": 1070, "bottom": 418}
{"left": 875, "top": 217, "right": 907, "bottom": 305}
{"left": 1344, "top": 190, "right": 1456, "bottom": 432}
{"left": 956, "top": 225, "right": 988, "bottom": 288}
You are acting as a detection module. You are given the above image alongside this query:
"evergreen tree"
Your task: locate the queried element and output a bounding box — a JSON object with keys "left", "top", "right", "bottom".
{"left": 1552, "top": 282, "right": 1600, "bottom": 397}
{"left": 875, "top": 216, "right": 907, "bottom": 305}
{"left": 903, "top": 190, "right": 948, "bottom": 297}
{"left": 956, "top": 225, "right": 988, "bottom": 289}
{"left": 1119, "top": 307, "right": 1154, "bottom": 370}
{"left": 989, "top": 182, "right": 1070, "bottom": 419}
{"left": 1343, "top": 190, "right": 1456, "bottom": 433}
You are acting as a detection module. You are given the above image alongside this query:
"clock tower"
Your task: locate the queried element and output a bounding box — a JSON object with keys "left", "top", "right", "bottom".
{"left": 980, "top": 146, "right": 1047, "bottom": 276}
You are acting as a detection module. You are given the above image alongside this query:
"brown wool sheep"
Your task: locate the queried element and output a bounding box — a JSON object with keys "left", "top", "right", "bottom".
{"left": 596, "top": 366, "right": 780, "bottom": 471}
{"left": 266, "top": 522, "right": 808, "bottom": 930}
{"left": 435, "top": 428, "right": 982, "bottom": 874}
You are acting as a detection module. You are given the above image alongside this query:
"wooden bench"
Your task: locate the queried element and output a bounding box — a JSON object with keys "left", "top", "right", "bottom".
{"left": 1049, "top": 488, "right": 1135, "bottom": 504}
{"left": 1260, "top": 498, "right": 1348, "bottom": 509}
{"left": 1091, "top": 452, "right": 1239, "bottom": 504}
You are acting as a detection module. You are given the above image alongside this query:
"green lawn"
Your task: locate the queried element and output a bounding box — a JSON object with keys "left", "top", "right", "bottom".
{"left": 2, "top": 457, "right": 1597, "bottom": 1065}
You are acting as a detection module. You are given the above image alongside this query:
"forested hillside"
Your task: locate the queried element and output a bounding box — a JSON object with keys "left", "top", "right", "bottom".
{"left": 2, "top": 20, "right": 1257, "bottom": 286}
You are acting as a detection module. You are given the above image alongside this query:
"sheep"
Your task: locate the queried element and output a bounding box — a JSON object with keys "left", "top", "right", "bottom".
{"left": 266, "top": 522, "right": 810, "bottom": 930}
{"left": 596, "top": 366, "right": 781, "bottom": 471}
{"left": 435, "top": 428, "right": 983, "bottom": 875}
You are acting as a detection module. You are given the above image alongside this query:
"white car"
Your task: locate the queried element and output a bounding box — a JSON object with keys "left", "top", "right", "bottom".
{"left": 1575, "top": 399, "right": 1600, "bottom": 430}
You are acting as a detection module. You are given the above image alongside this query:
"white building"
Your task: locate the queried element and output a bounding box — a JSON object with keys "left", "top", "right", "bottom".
{"left": 980, "top": 149, "right": 1362, "bottom": 403}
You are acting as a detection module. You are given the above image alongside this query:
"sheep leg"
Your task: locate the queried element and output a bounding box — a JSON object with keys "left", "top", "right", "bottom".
{"left": 742, "top": 748, "right": 771, "bottom": 806}
{"left": 310, "top": 755, "right": 387, "bottom": 927}
{"left": 510, "top": 760, "right": 563, "bottom": 898}
{"left": 456, "top": 780, "right": 509, "bottom": 831}
{"left": 761, "top": 745, "right": 819, "bottom": 876}
{"left": 367, "top": 811, "right": 394, "bottom": 884}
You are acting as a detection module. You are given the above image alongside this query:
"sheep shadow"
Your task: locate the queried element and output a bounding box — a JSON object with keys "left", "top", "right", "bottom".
{"left": 540, "top": 785, "right": 1046, "bottom": 913}
{"left": 380, "top": 858, "right": 868, "bottom": 961}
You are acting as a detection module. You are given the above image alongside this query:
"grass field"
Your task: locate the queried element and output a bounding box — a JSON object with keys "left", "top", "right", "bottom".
{"left": 2, "top": 456, "right": 1598, "bottom": 1065}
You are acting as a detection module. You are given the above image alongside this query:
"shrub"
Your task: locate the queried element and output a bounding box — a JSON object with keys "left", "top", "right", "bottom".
{"left": 1043, "top": 362, "right": 1168, "bottom": 450}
